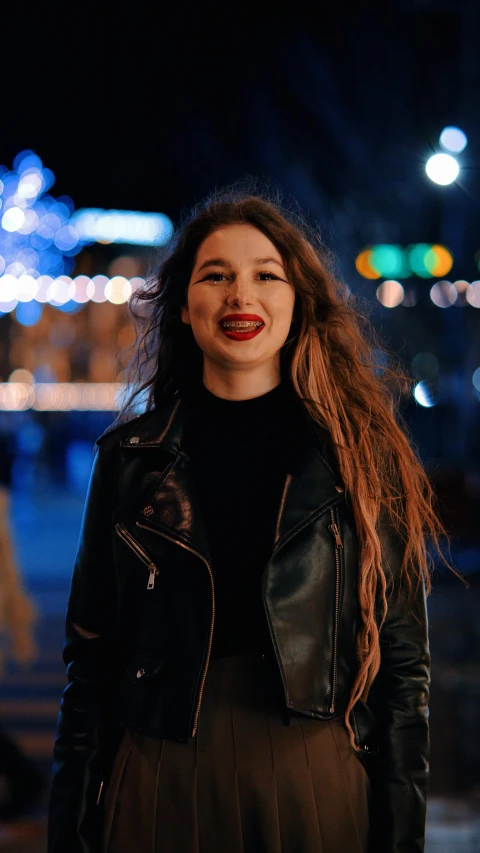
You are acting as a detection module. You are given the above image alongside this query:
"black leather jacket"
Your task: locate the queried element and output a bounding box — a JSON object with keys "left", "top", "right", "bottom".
{"left": 48, "top": 393, "right": 430, "bottom": 853}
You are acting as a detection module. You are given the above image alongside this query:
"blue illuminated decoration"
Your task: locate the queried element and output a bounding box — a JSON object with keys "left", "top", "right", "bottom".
{"left": 15, "top": 300, "right": 43, "bottom": 326}
{"left": 0, "top": 149, "right": 82, "bottom": 281}
{"left": 70, "top": 208, "right": 174, "bottom": 246}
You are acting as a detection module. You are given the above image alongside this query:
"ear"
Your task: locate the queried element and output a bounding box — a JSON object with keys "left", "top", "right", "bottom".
{"left": 180, "top": 305, "right": 191, "bottom": 325}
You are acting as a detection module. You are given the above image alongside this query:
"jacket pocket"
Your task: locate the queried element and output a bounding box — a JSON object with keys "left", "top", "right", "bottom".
{"left": 115, "top": 522, "right": 160, "bottom": 590}
{"left": 124, "top": 649, "right": 165, "bottom": 684}
{"left": 351, "top": 698, "right": 380, "bottom": 771}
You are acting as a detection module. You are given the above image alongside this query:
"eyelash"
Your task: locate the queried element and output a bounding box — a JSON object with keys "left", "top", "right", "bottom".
{"left": 200, "top": 271, "right": 280, "bottom": 282}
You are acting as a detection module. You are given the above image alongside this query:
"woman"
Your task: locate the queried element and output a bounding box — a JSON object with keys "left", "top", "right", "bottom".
{"left": 48, "top": 190, "right": 454, "bottom": 853}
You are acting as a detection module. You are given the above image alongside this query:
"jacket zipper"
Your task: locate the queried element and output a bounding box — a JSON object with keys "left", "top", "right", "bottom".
{"left": 115, "top": 523, "right": 160, "bottom": 590}
{"left": 136, "top": 522, "right": 215, "bottom": 738}
{"left": 327, "top": 508, "right": 343, "bottom": 713}
{"left": 96, "top": 780, "right": 104, "bottom": 806}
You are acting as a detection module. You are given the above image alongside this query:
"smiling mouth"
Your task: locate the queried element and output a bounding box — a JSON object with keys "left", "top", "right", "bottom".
{"left": 220, "top": 321, "right": 264, "bottom": 330}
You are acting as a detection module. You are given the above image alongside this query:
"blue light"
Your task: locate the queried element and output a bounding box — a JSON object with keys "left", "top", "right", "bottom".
{"left": 15, "top": 300, "right": 42, "bottom": 326}
{"left": 54, "top": 225, "right": 79, "bottom": 253}
{"left": 56, "top": 195, "right": 75, "bottom": 214}
{"left": 16, "top": 248, "right": 39, "bottom": 269}
{"left": 71, "top": 208, "right": 174, "bottom": 246}
{"left": 0, "top": 150, "right": 90, "bottom": 283}
{"left": 40, "top": 167, "right": 55, "bottom": 191}
{"left": 63, "top": 256, "right": 76, "bottom": 275}
{"left": 36, "top": 249, "right": 64, "bottom": 276}
{"left": 30, "top": 225, "right": 54, "bottom": 250}
{"left": 413, "top": 381, "right": 437, "bottom": 407}
{"left": 13, "top": 150, "right": 42, "bottom": 173}
{"left": 55, "top": 299, "right": 83, "bottom": 314}
{"left": 439, "top": 126, "right": 468, "bottom": 154}
{"left": 51, "top": 201, "right": 70, "bottom": 223}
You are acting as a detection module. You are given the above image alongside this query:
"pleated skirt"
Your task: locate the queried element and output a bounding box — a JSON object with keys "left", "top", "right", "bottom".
{"left": 102, "top": 652, "right": 371, "bottom": 853}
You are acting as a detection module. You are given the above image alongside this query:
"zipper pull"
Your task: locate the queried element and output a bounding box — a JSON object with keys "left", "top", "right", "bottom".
{"left": 328, "top": 522, "right": 343, "bottom": 549}
{"left": 147, "top": 565, "right": 159, "bottom": 590}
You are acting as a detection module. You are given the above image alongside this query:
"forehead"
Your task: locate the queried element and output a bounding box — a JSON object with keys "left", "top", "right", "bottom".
{"left": 195, "top": 223, "right": 283, "bottom": 265}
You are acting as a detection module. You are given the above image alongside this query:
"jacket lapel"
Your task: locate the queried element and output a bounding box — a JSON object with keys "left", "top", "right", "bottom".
{"left": 121, "top": 394, "right": 343, "bottom": 563}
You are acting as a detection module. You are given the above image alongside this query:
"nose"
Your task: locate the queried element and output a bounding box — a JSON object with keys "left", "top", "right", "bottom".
{"left": 225, "top": 272, "right": 254, "bottom": 307}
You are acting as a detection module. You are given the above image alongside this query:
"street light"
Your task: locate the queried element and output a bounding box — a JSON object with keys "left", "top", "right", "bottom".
{"left": 425, "top": 153, "right": 459, "bottom": 186}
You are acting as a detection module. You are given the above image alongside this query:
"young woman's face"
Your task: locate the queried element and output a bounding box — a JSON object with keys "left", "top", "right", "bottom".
{"left": 181, "top": 224, "right": 296, "bottom": 376}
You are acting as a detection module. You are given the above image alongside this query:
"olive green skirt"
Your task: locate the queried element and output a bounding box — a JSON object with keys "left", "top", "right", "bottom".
{"left": 102, "top": 653, "right": 370, "bottom": 853}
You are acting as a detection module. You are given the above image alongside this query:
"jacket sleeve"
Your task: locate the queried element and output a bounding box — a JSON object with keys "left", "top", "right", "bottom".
{"left": 366, "top": 518, "right": 431, "bottom": 853}
{"left": 48, "top": 439, "right": 123, "bottom": 853}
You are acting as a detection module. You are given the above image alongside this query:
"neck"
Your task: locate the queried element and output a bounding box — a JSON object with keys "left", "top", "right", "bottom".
{"left": 201, "top": 362, "right": 282, "bottom": 401}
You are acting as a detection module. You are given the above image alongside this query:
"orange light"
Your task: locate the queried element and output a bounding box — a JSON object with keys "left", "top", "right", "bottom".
{"left": 427, "top": 245, "right": 453, "bottom": 277}
{"left": 355, "top": 249, "right": 381, "bottom": 280}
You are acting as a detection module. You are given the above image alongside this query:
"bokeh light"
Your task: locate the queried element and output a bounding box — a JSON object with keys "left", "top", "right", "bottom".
{"left": 430, "top": 281, "right": 457, "bottom": 307}
{"left": 0, "top": 382, "right": 125, "bottom": 411}
{"left": 439, "top": 126, "right": 468, "bottom": 153}
{"left": 355, "top": 244, "right": 453, "bottom": 279}
{"left": 466, "top": 281, "right": 480, "bottom": 308}
{"left": 370, "top": 245, "right": 406, "bottom": 278}
{"left": 105, "top": 276, "right": 132, "bottom": 304}
{"left": 411, "top": 352, "right": 439, "bottom": 380}
{"left": 8, "top": 368, "right": 35, "bottom": 384}
{"left": 2, "top": 207, "right": 25, "bottom": 232}
{"left": 376, "top": 280, "right": 404, "bottom": 307}
{"left": 426, "top": 153, "right": 459, "bottom": 185}
{"left": 472, "top": 368, "right": 480, "bottom": 393}
{"left": 70, "top": 209, "right": 174, "bottom": 246}
{"left": 47, "top": 276, "right": 71, "bottom": 306}
{"left": 15, "top": 300, "right": 43, "bottom": 326}
{"left": 408, "top": 244, "right": 435, "bottom": 278}
{"left": 355, "top": 249, "right": 381, "bottom": 279}
{"left": 414, "top": 381, "right": 437, "bottom": 408}
{"left": 0, "top": 150, "right": 82, "bottom": 283}
{"left": 425, "top": 245, "right": 453, "bottom": 276}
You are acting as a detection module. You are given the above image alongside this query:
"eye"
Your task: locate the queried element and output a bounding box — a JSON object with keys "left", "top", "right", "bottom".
{"left": 257, "top": 271, "right": 280, "bottom": 280}
{"left": 199, "top": 272, "right": 227, "bottom": 282}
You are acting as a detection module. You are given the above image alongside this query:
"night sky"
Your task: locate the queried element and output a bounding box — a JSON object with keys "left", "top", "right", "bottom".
{"left": 2, "top": 1, "right": 478, "bottom": 245}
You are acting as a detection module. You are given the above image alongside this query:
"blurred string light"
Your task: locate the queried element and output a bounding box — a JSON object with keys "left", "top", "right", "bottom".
{"left": 425, "top": 153, "right": 459, "bottom": 185}
{"left": 0, "top": 274, "right": 145, "bottom": 317}
{"left": 0, "top": 150, "right": 79, "bottom": 280}
{"left": 70, "top": 209, "right": 174, "bottom": 246}
{"left": 376, "top": 280, "right": 404, "bottom": 307}
{"left": 439, "top": 126, "right": 468, "bottom": 153}
{"left": 372, "top": 278, "right": 480, "bottom": 309}
{"left": 0, "top": 382, "right": 125, "bottom": 411}
{"left": 430, "top": 281, "right": 458, "bottom": 307}
{"left": 355, "top": 244, "right": 453, "bottom": 279}
{"left": 466, "top": 281, "right": 480, "bottom": 307}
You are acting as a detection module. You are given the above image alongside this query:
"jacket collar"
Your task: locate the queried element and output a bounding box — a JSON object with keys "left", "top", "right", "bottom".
{"left": 120, "top": 394, "right": 344, "bottom": 562}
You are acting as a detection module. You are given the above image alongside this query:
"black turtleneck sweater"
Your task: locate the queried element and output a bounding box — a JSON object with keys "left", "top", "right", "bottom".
{"left": 183, "top": 379, "right": 305, "bottom": 659}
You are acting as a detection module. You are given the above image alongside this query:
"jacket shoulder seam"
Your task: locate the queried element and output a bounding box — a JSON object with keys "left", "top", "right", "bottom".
{"left": 95, "top": 411, "right": 153, "bottom": 447}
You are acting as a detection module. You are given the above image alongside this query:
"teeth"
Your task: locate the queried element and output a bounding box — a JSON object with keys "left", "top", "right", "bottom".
{"left": 221, "top": 320, "right": 263, "bottom": 329}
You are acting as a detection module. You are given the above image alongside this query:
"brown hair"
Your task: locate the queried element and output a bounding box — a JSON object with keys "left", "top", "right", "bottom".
{"left": 118, "top": 186, "right": 461, "bottom": 750}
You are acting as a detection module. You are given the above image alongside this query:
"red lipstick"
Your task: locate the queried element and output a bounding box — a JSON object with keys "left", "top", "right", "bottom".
{"left": 218, "top": 313, "right": 265, "bottom": 342}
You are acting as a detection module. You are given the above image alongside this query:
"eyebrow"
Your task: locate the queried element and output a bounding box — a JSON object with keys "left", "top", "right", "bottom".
{"left": 196, "top": 256, "right": 285, "bottom": 274}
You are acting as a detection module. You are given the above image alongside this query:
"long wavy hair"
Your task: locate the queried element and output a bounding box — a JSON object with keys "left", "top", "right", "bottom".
{"left": 117, "top": 186, "right": 459, "bottom": 751}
